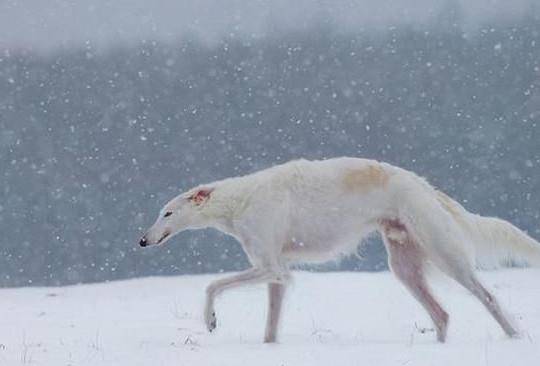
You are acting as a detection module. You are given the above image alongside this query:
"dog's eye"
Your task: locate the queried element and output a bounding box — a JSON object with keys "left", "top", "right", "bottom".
{"left": 164, "top": 211, "right": 173, "bottom": 218}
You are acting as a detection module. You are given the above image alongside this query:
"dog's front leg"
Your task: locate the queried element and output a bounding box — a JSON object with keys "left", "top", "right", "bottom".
{"left": 204, "top": 267, "right": 274, "bottom": 333}
{"left": 264, "top": 282, "right": 286, "bottom": 343}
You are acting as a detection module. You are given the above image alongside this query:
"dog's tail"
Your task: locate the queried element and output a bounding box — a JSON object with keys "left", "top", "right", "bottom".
{"left": 471, "top": 215, "right": 540, "bottom": 269}
{"left": 436, "top": 191, "right": 540, "bottom": 269}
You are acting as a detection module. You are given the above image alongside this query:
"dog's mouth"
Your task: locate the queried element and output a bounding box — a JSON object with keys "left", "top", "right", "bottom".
{"left": 157, "top": 231, "right": 171, "bottom": 244}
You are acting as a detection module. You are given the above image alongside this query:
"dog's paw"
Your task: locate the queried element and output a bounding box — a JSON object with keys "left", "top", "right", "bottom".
{"left": 205, "top": 310, "right": 217, "bottom": 333}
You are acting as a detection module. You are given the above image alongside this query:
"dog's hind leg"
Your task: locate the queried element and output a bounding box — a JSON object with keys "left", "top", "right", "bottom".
{"left": 264, "top": 282, "right": 286, "bottom": 343}
{"left": 380, "top": 219, "right": 449, "bottom": 342}
{"left": 400, "top": 212, "right": 519, "bottom": 338}
{"left": 440, "top": 262, "right": 519, "bottom": 338}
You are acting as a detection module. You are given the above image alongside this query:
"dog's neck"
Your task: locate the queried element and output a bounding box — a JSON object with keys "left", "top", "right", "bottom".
{"left": 196, "top": 177, "right": 251, "bottom": 236}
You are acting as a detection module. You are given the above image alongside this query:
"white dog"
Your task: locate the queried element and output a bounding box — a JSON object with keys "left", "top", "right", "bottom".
{"left": 140, "top": 157, "right": 540, "bottom": 343}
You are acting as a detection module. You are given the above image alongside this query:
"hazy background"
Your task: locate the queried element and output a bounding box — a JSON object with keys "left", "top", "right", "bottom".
{"left": 0, "top": 0, "right": 539, "bottom": 287}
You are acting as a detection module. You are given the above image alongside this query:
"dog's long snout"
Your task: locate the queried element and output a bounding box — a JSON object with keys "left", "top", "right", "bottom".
{"left": 139, "top": 236, "right": 148, "bottom": 247}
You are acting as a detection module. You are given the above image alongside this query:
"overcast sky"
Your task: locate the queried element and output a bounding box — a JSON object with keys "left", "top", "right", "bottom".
{"left": 0, "top": 0, "right": 537, "bottom": 51}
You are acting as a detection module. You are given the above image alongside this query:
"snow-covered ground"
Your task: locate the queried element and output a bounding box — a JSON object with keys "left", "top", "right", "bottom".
{"left": 1, "top": 269, "right": 540, "bottom": 365}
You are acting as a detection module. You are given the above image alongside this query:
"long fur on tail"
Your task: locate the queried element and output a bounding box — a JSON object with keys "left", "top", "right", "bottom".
{"left": 472, "top": 215, "right": 540, "bottom": 269}
{"left": 436, "top": 190, "right": 540, "bottom": 269}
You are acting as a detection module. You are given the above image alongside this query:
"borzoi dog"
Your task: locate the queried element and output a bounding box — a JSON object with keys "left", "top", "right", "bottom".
{"left": 139, "top": 157, "right": 540, "bottom": 343}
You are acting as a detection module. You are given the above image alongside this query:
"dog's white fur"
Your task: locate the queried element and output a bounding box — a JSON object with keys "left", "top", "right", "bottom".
{"left": 141, "top": 157, "right": 540, "bottom": 343}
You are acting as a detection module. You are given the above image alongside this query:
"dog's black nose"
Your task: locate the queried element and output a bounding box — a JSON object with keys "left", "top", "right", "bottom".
{"left": 139, "top": 236, "right": 148, "bottom": 247}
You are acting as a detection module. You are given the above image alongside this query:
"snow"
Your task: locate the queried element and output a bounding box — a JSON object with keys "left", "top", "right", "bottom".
{"left": 2, "top": 269, "right": 540, "bottom": 365}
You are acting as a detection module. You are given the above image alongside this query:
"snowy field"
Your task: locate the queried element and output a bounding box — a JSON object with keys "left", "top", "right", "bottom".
{"left": 1, "top": 269, "right": 540, "bottom": 366}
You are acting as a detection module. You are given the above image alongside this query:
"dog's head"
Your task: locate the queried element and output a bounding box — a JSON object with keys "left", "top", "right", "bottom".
{"left": 139, "top": 186, "right": 214, "bottom": 247}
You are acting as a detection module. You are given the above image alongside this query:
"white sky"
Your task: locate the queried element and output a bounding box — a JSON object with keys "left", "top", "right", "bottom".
{"left": 0, "top": 0, "right": 536, "bottom": 51}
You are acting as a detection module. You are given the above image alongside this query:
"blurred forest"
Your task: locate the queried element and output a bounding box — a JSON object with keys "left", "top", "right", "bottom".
{"left": 0, "top": 10, "right": 539, "bottom": 286}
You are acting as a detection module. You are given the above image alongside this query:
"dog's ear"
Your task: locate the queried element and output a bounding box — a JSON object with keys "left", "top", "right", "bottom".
{"left": 189, "top": 187, "right": 214, "bottom": 206}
